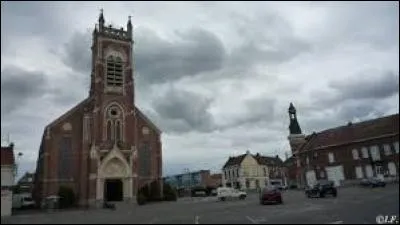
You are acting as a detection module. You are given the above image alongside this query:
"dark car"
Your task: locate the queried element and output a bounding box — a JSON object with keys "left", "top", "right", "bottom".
{"left": 360, "top": 178, "right": 386, "bottom": 188}
{"left": 305, "top": 180, "right": 337, "bottom": 198}
{"left": 259, "top": 185, "right": 283, "bottom": 205}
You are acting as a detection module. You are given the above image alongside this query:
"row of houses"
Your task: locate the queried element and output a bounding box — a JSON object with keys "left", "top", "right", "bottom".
{"left": 165, "top": 104, "right": 399, "bottom": 192}
{"left": 286, "top": 103, "right": 399, "bottom": 187}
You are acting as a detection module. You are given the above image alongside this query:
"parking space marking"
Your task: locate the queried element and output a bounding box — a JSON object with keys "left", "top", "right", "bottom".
{"left": 328, "top": 220, "right": 343, "bottom": 224}
{"left": 148, "top": 217, "right": 159, "bottom": 224}
{"left": 246, "top": 216, "right": 259, "bottom": 224}
{"left": 194, "top": 215, "right": 200, "bottom": 224}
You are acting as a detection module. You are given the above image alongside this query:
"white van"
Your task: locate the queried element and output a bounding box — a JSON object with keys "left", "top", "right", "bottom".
{"left": 216, "top": 187, "right": 247, "bottom": 201}
{"left": 12, "top": 193, "right": 35, "bottom": 209}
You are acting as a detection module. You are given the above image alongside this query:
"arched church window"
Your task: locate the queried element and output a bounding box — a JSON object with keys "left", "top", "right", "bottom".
{"left": 104, "top": 104, "right": 124, "bottom": 143}
{"left": 106, "top": 56, "right": 123, "bottom": 87}
{"left": 115, "top": 120, "right": 121, "bottom": 142}
{"left": 107, "top": 120, "right": 113, "bottom": 141}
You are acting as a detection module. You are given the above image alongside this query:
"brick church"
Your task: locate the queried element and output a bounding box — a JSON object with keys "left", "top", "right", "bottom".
{"left": 33, "top": 11, "right": 163, "bottom": 207}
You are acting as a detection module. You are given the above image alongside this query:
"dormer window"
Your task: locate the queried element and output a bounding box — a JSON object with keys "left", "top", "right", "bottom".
{"left": 106, "top": 56, "right": 123, "bottom": 87}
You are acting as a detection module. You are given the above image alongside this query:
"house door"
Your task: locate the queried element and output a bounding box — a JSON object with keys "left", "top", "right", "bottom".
{"left": 365, "top": 165, "right": 373, "bottom": 178}
{"left": 388, "top": 162, "right": 397, "bottom": 176}
{"left": 306, "top": 170, "right": 316, "bottom": 187}
{"left": 326, "top": 165, "right": 344, "bottom": 187}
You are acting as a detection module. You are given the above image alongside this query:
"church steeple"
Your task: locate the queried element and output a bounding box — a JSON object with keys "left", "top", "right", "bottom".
{"left": 127, "top": 15, "right": 132, "bottom": 40}
{"left": 98, "top": 9, "right": 105, "bottom": 31}
{"left": 288, "top": 102, "right": 302, "bottom": 135}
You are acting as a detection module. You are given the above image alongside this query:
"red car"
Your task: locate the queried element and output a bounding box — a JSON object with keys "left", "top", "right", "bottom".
{"left": 259, "top": 186, "right": 283, "bottom": 205}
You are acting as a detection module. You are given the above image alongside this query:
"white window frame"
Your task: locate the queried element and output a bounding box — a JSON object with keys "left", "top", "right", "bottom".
{"left": 355, "top": 166, "right": 363, "bottom": 179}
{"left": 383, "top": 144, "right": 392, "bottom": 156}
{"left": 352, "top": 149, "right": 359, "bottom": 160}
{"left": 328, "top": 152, "right": 335, "bottom": 163}
{"left": 361, "top": 147, "right": 369, "bottom": 158}
{"left": 369, "top": 145, "right": 381, "bottom": 161}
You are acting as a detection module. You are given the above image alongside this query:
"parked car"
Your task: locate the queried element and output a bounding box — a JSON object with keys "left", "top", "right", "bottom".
{"left": 360, "top": 177, "right": 386, "bottom": 188}
{"left": 269, "top": 180, "right": 287, "bottom": 190}
{"left": 305, "top": 180, "right": 337, "bottom": 198}
{"left": 12, "top": 193, "right": 35, "bottom": 209}
{"left": 259, "top": 185, "right": 283, "bottom": 205}
{"left": 216, "top": 187, "right": 247, "bottom": 201}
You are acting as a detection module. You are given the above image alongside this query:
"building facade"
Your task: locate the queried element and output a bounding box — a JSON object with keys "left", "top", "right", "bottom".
{"left": 287, "top": 103, "right": 399, "bottom": 187}
{"left": 33, "top": 11, "right": 163, "bottom": 207}
{"left": 15, "top": 172, "right": 35, "bottom": 194}
{"left": 1, "top": 143, "right": 15, "bottom": 217}
{"left": 221, "top": 151, "right": 284, "bottom": 190}
{"left": 164, "top": 170, "right": 217, "bottom": 190}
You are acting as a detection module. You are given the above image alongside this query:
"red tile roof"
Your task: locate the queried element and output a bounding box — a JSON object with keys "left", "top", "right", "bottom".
{"left": 1, "top": 145, "right": 15, "bottom": 166}
{"left": 299, "top": 113, "right": 399, "bottom": 152}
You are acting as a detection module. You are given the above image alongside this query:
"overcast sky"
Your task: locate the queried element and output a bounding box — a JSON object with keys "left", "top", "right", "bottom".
{"left": 1, "top": 1, "right": 399, "bottom": 179}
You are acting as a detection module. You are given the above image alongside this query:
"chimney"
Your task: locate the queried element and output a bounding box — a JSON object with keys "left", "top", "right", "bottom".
{"left": 347, "top": 121, "right": 352, "bottom": 126}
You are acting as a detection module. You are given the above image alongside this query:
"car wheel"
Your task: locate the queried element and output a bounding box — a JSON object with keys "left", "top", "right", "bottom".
{"left": 220, "top": 197, "right": 226, "bottom": 201}
{"left": 239, "top": 195, "right": 246, "bottom": 200}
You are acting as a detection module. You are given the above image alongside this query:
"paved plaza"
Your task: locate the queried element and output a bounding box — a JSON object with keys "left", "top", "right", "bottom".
{"left": 2, "top": 185, "right": 399, "bottom": 224}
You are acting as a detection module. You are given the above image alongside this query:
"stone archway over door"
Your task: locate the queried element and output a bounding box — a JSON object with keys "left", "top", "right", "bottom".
{"left": 97, "top": 157, "right": 132, "bottom": 202}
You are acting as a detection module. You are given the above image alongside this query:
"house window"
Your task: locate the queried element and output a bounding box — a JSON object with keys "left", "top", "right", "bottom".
{"left": 369, "top": 145, "right": 381, "bottom": 161}
{"left": 361, "top": 147, "right": 369, "bottom": 158}
{"left": 328, "top": 152, "right": 335, "bottom": 163}
{"left": 306, "top": 157, "right": 310, "bottom": 165}
{"left": 320, "top": 170, "right": 325, "bottom": 178}
{"left": 388, "top": 162, "right": 397, "bottom": 176}
{"left": 394, "top": 142, "right": 399, "bottom": 154}
{"left": 352, "top": 149, "right": 359, "bottom": 160}
{"left": 264, "top": 167, "right": 267, "bottom": 176}
{"left": 355, "top": 166, "right": 363, "bottom": 179}
{"left": 383, "top": 144, "right": 392, "bottom": 156}
{"left": 106, "top": 56, "right": 123, "bottom": 87}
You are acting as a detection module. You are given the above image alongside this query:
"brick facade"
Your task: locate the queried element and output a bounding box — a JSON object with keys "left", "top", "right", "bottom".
{"left": 33, "top": 12, "right": 162, "bottom": 206}
{"left": 287, "top": 103, "right": 399, "bottom": 187}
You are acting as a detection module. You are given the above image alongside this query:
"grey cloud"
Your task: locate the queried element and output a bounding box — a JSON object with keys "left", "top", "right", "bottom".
{"left": 1, "top": 66, "right": 48, "bottom": 115}
{"left": 330, "top": 70, "right": 399, "bottom": 101}
{"left": 298, "top": 98, "right": 393, "bottom": 135}
{"left": 219, "top": 97, "right": 276, "bottom": 130}
{"left": 61, "top": 31, "right": 92, "bottom": 73}
{"left": 227, "top": 12, "right": 311, "bottom": 72}
{"left": 135, "top": 27, "right": 226, "bottom": 85}
{"left": 150, "top": 85, "right": 215, "bottom": 133}
{"left": 314, "top": 2, "right": 399, "bottom": 50}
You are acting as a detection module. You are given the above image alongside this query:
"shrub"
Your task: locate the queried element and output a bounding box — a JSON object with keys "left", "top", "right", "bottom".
{"left": 136, "top": 193, "right": 147, "bottom": 205}
{"left": 163, "top": 183, "right": 177, "bottom": 201}
{"left": 58, "top": 186, "right": 76, "bottom": 208}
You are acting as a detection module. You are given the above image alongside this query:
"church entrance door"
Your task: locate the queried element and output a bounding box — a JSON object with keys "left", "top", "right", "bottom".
{"left": 104, "top": 179, "right": 123, "bottom": 201}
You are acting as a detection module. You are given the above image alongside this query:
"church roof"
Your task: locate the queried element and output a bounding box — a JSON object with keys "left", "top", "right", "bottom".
{"left": 135, "top": 107, "right": 162, "bottom": 134}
